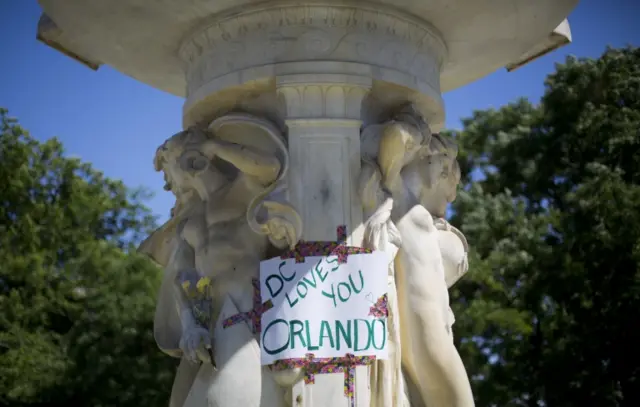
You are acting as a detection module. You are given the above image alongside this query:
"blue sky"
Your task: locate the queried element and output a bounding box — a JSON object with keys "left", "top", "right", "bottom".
{"left": 1, "top": 0, "right": 638, "bottom": 224}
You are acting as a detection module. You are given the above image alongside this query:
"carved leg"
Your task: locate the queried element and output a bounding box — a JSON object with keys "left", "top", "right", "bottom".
{"left": 277, "top": 73, "right": 372, "bottom": 407}
{"left": 171, "top": 358, "right": 201, "bottom": 407}
{"left": 182, "top": 296, "right": 285, "bottom": 407}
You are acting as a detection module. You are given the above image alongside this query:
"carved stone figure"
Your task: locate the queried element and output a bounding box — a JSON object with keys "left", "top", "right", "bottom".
{"left": 359, "top": 104, "right": 474, "bottom": 407}
{"left": 139, "top": 113, "right": 302, "bottom": 407}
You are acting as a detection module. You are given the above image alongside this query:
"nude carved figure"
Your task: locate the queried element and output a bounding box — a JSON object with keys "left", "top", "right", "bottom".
{"left": 139, "top": 113, "right": 302, "bottom": 407}
{"left": 359, "top": 103, "right": 474, "bottom": 407}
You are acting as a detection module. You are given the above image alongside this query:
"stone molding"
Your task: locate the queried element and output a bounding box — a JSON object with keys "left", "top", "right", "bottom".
{"left": 277, "top": 73, "right": 371, "bottom": 122}
{"left": 179, "top": 2, "right": 447, "bottom": 98}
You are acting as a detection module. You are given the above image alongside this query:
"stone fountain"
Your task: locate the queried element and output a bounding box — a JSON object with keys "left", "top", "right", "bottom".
{"left": 35, "top": 1, "right": 578, "bottom": 406}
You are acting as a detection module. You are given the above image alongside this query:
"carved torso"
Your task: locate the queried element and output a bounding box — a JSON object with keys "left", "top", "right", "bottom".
{"left": 180, "top": 175, "right": 270, "bottom": 316}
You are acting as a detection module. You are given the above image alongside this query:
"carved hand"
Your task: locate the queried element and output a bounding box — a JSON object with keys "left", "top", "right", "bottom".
{"left": 265, "top": 215, "right": 298, "bottom": 250}
{"left": 180, "top": 325, "right": 214, "bottom": 365}
{"left": 261, "top": 201, "right": 302, "bottom": 250}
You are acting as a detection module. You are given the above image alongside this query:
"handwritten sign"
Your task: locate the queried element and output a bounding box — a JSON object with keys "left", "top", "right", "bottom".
{"left": 259, "top": 251, "right": 389, "bottom": 365}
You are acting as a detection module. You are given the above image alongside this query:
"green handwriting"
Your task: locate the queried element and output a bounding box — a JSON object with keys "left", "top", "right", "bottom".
{"left": 262, "top": 318, "right": 386, "bottom": 355}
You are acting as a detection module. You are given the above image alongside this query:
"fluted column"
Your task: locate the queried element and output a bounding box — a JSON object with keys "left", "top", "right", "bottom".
{"left": 277, "top": 73, "right": 372, "bottom": 406}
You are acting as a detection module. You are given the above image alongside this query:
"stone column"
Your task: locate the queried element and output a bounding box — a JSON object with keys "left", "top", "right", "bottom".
{"left": 174, "top": 6, "right": 448, "bottom": 406}
{"left": 277, "top": 73, "right": 372, "bottom": 406}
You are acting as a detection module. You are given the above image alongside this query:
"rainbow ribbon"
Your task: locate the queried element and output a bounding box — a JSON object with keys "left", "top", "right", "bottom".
{"left": 279, "top": 225, "right": 372, "bottom": 264}
{"left": 222, "top": 279, "right": 273, "bottom": 333}
{"left": 271, "top": 353, "right": 376, "bottom": 407}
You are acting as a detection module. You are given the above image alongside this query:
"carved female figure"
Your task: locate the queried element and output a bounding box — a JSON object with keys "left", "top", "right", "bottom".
{"left": 139, "top": 113, "right": 302, "bottom": 407}
{"left": 359, "top": 104, "right": 474, "bottom": 407}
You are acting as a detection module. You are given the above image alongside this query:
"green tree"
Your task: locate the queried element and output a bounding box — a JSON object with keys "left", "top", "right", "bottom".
{"left": 0, "top": 108, "right": 175, "bottom": 406}
{"left": 449, "top": 46, "right": 640, "bottom": 406}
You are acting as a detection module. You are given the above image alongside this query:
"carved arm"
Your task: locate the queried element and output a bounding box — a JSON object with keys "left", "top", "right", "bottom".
{"left": 200, "top": 138, "right": 281, "bottom": 185}
{"left": 168, "top": 235, "right": 201, "bottom": 332}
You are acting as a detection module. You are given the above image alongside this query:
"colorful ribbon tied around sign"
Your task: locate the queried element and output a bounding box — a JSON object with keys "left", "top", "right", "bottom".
{"left": 271, "top": 353, "right": 377, "bottom": 407}
{"left": 222, "top": 278, "right": 273, "bottom": 333}
{"left": 224, "top": 224, "right": 381, "bottom": 406}
{"left": 224, "top": 225, "right": 371, "bottom": 332}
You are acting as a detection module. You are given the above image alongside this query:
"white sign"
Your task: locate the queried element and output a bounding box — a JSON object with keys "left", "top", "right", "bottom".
{"left": 259, "top": 251, "right": 389, "bottom": 365}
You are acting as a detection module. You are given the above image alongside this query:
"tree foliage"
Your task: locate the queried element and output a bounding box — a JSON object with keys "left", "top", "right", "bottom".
{"left": 449, "top": 46, "right": 640, "bottom": 406}
{"left": 0, "top": 108, "right": 175, "bottom": 406}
